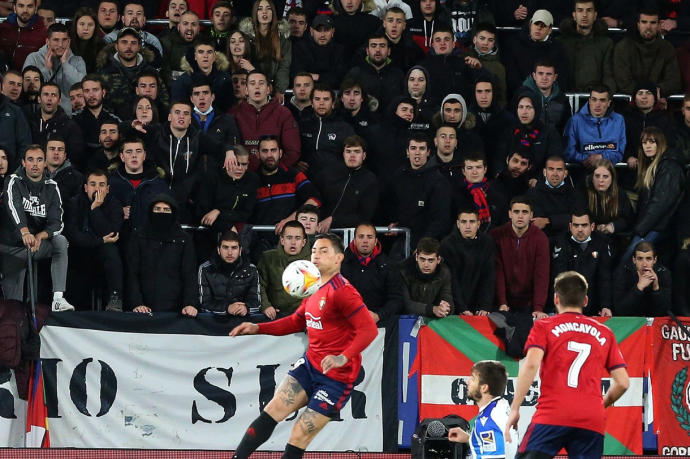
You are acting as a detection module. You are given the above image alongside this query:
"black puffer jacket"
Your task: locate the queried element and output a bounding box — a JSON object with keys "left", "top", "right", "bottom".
{"left": 440, "top": 227, "right": 495, "bottom": 313}
{"left": 341, "top": 244, "right": 402, "bottom": 321}
{"left": 527, "top": 178, "right": 587, "bottom": 239}
{"left": 399, "top": 256, "right": 454, "bottom": 317}
{"left": 198, "top": 254, "right": 261, "bottom": 314}
{"left": 126, "top": 194, "right": 197, "bottom": 312}
{"left": 196, "top": 168, "right": 260, "bottom": 232}
{"left": 634, "top": 150, "right": 686, "bottom": 237}
{"left": 613, "top": 261, "right": 672, "bottom": 317}
{"left": 314, "top": 162, "right": 379, "bottom": 229}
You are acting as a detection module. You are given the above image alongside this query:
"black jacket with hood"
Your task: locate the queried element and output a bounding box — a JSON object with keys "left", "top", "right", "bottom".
{"left": 126, "top": 193, "right": 197, "bottom": 312}
{"left": 172, "top": 50, "right": 234, "bottom": 113}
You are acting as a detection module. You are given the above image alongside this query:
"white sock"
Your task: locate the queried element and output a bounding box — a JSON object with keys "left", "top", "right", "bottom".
{"left": 53, "top": 292, "right": 63, "bottom": 300}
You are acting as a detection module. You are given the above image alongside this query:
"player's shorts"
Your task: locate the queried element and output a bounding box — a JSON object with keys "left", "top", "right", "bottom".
{"left": 287, "top": 354, "right": 353, "bottom": 418}
{"left": 518, "top": 423, "right": 604, "bottom": 459}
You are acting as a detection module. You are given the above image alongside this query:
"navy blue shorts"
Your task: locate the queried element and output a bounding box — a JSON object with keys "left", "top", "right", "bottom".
{"left": 287, "top": 354, "right": 353, "bottom": 418}
{"left": 518, "top": 423, "right": 604, "bottom": 459}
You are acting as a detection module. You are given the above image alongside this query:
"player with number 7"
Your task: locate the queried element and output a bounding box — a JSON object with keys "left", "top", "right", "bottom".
{"left": 505, "top": 271, "right": 630, "bottom": 458}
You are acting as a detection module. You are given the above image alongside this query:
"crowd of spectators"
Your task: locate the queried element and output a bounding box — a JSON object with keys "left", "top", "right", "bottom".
{"left": 0, "top": 0, "right": 689, "bottom": 320}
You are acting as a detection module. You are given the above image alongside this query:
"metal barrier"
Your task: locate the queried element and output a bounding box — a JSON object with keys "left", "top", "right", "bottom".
{"left": 182, "top": 224, "right": 413, "bottom": 258}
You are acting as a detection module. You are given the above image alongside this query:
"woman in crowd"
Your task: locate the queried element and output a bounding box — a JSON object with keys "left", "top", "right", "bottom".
{"left": 227, "top": 30, "right": 256, "bottom": 74}
{"left": 132, "top": 96, "right": 159, "bottom": 127}
{"left": 69, "top": 7, "right": 105, "bottom": 73}
{"left": 620, "top": 127, "right": 686, "bottom": 264}
{"left": 238, "top": 0, "right": 291, "bottom": 103}
{"left": 586, "top": 159, "right": 634, "bottom": 237}
{"left": 405, "top": 65, "right": 435, "bottom": 127}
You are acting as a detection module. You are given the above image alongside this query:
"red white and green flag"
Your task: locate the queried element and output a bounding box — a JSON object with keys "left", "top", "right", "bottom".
{"left": 410, "top": 316, "right": 646, "bottom": 455}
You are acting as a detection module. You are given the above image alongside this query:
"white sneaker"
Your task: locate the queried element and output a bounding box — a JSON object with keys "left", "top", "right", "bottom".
{"left": 52, "top": 297, "right": 75, "bottom": 312}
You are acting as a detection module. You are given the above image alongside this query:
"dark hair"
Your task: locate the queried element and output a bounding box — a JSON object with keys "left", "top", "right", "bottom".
{"left": 134, "top": 96, "right": 159, "bottom": 123}
{"left": 310, "top": 81, "right": 335, "bottom": 101}
{"left": 287, "top": 6, "right": 307, "bottom": 18}
{"left": 457, "top": 207, "right": 479, "bottom": 218}
{"left": 589, "top": 83, "right": 612, "bottom": 99}
{"left": 474, "top": 75, "right": 495, "bottom": 89}
{"left": 82, "top": 74, "right": 105, "bottom": 89}
{"left": 355, "top": 221, "right": 377, "bottom": 235}
{"left": 634, "top": 240, "right": 656, "bottom": 257}
{"left": 571, "top": 210, "right": 592, "bottom": 222}
{"left": 170, "top": 99, "right": 193, "bottom": 111}
{"left": 23, "top": 144, "right": 45, "bottom": 160}
{"left": 247, "top": 70, "right": 269, "bottom": 83}
{"left": 416, "top": 237, "right": 440, "bottom": 255}
{"left": 70, "top": 7, "right": 99, "bottom": 48}
{"left": 136, "top": 71, "right": 159, "bottom": 85}
{"left": 190, "top": 74, "right": 213, "bottom": 90}
{"left": 472, "top": 360, "right": 508, "bottom": 397}
{"left": 119, "top": 137, "right": 145, "bottom": 152}
{"left": 45, "top": 134, "right": 66, "bottom": 146}
{"left": 86, "top": 169, "right": 109, "bottom": 183}
{"left": 218, "top": 230, "right": 241, "bottom": 247}
{"left": 296, "top": 204, "right": 319, "bottom": 218}
{"left": 98, "top": 0, "right": 120, "bottom": 14}
{"left": 47, "top": 23, "right": 69, "bottom": 38}
{"left": 258, "top": 134, "right": 280, "bottom": 150}
{"left": 40, "top": 82, "right": 61, "bottom": 97}
{"left": 385, "top": 6, "right": 406, "bottom": 17}
{"left": 315, "top": 233, "right": 344, "bottom": 254}
{"left": 533, "top": 58, "right": 556, "bottom": 72}
{"left": 545, "top": 154, "right": 566, "bottom": 166}
{"left": 99, "top": 119, "right": 119, "bottom": 131}
{"left": 37, "top": 5, "right": 56, "bottom": 13}
{"left": 293, "top": 72, "right": 313, "bottom": 83}
{"left": 368, "top": 31, "right": 391, "bottom": 46}
{"left": 473, "top": 21, "right": 497, "bottom": 37}
{"left": 227, "top": 144, "right": 249, "bottom": 157}
{"left": 69, "top": 82, "right": 82, "bottom": 92}
{"left": 573, "top": 0, "right": 598, "bottom": 11}
{"left": 407, "top": 132, "right": 431, "bottom": 150}
{"left": 22, "top": 65, "right": 44, "bottom": 85}
{"left": 463, "top": 150, "right": 486, "bottom": 166}
{"left": 344, "top": 134, "right": 367, "bottom": 150}
{"left": 211, "top": 0, "right": 231, "bottom": 14}
{"left": 431, "top": 23, "right": 454, "bottom": 37}
{"left": 554, "top": 271, "right": 588, "bottom": 308}
{"left": 509, "top": 195, "right": 532, "bottom": 210}
{"left": 637, "top": 7, "right": 660, "bottom": 22}
{"left": 281, "top": 220, "right": 306, "bottom": 238}
{"left": 193, "top": 37, "right": 215, "bottom": 50}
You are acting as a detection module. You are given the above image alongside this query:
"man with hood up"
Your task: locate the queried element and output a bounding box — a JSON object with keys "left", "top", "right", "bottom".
{"left": 331, "top": 0, "right": 381, "bottom": 63}
{"left": 431, "top": 93, "right": 484, "bottom": 156}
{"left": 467, "top": 22, "right": 507, "bottom": 108}
{"left": 471, "top": 77, "right": 512, "bottom": 175}
{"left": 127, "top": 193, "right": 198, "bottom": 314}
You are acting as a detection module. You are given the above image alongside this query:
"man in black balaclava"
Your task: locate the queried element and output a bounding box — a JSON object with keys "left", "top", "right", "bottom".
{"left": 126, "top": 193, "right": 198, "bottom": 314}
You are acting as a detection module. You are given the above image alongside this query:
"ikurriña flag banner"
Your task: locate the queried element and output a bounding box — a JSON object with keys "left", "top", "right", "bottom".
{"left": 410, "top": 316, "right": 646, "bottom": 455}
{"left": 650, "top": 317, "right": 690, "bottom": 455}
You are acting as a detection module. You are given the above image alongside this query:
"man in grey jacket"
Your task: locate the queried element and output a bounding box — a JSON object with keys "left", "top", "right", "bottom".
{"left": 22, "top": 23, "right": 86, "bottom": 115}
{"left": 0, "top": 144, "right": 73, "bottom": 311}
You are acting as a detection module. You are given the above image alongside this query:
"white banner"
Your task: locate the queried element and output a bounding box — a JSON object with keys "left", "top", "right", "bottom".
{"left": 33, "top": 326, "right": 384, "bottom": 451}
{"left": 0, "top": 369, "right": 27, "bottom": 447}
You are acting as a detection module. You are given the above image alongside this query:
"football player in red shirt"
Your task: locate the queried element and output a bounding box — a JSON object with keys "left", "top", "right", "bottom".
{"left": 505, "top": 271, "right": 630, "bottom": 458}
{"left": 229, "top": 233, "right": 378, "bottom": 459}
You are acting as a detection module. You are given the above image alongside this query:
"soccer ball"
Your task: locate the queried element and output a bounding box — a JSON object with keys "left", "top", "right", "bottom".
{"left": 282, "top": 260, "right": 322, "bottom": 298}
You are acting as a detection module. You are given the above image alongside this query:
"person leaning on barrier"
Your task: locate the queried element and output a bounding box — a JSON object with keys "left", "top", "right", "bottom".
{"left": 400, "top": 237, "right": 454, "bottom": 319}
{"left": 64, "top": 169, "right": 124, "bottom": 311}
{"left": 0, "top": 144, "right": 74, "bottom": 311}
{"left": 341, "top": 221, "right": 401, "bottom": 324}
{"left": 126, "top": 193, "right": 198, "bottom": 315}
{"left": 257, "top": 220, "right": 311, "bottom": 320}
{"left": 440, "top": 208, "right": 495, "bottom": 316}
{"left": 198, "top": 230, "right": 261, "bottom": 316}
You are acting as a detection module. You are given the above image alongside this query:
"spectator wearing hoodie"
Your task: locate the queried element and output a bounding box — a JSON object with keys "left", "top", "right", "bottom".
{"left": 341, "top": 221, "right": 402, "bottom": 323}
{"left": 419, "top": 24, "right": 478, "bottom": 106}
{"left": 230, "top": 71, "right": 301, "bottom": 171}
{"left": 495, "top": 89, "right": 562, "bottom": 180}
{"left": 171, "top": 39, "right": 234, "bottom": 113}
{"left": 345, "top": 31, "right": 405, "bottom": 115}
{"left": 521, "top": 59, "right": 572, "bottom": 135}
{"left": 405, "top": 65, "right": 437, "bottom": 127}
{"left": 502, "top": 9, "right": 570, "bottom": 95}
{"left": 408, "top": 0, "right": 452, "bottom": 54}
{"left": 557, "top": 1, "right": 616, "bottom": 92}
{"left": 613, "top": 7, "right": 681, "bottom": 99}
{"left": 23, "top": 23, "right": 86, "bottom": 116}
{"left": 431, "top": 93, "right": 484, "bottom": 158}
{"left": 382, "top": 133, "right": 452, "bottom": 251}
{"left": 471, "top": 77, "right": 512, "bottom": 176}
{"left": 290, "top": 14, "right": 347, "bottom": 89}
{"left": 331, "top": 0, "right": 382, "bottom": 63}
{"left": 467, "top": 22, "right": 507, "bottom": 109}
{"left": 379, "top": 6, "right": 425, "bottom": 72}
{"left": 22, "top": 83, "right": 85, "bottom": 170}
{"left": 127, "top": 194, "right": 198, "bottom": 314}
{"left": 434, "top": 124, "right": 462, "bottom": 180}
{"left": 0, "top": 0, "right": 46, "bottom": 70}
{"left": 564, "top": 84, "right": 626, "bottom": 168}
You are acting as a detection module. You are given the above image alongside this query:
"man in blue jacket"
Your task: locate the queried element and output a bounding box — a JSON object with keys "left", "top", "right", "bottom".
{"left": 564, "top": 83, "right": 626, "bottom": 169}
